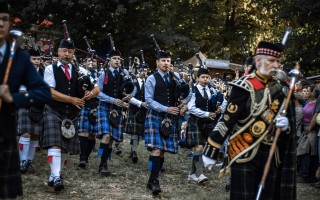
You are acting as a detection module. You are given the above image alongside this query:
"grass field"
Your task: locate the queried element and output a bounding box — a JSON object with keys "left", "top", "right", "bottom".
{"left": 19, "top": 134, "right": 319, "bottom": 200}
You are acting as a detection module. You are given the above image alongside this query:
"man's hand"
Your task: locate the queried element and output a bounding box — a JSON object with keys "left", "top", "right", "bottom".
{"left": 208, "top": 112, "right": 217, "bottom": 120}
{"left": 0, "top": 84, "right": 13, "bottom": 103}
{"left": 276, "top": 116, "right": 289, "bottom": 131}
{"left": 82, "top": 90, "right": 93, "bottom": 101}
{"left": 113, "top": 99, "right": 124, "bottom": 107}
{"left": 122, "top": 94, "right": 132, "bottom": 102}
{"left": 202, "top": 155, "right": 217, "bottom": 171}
{"left": 167, "top": 107, "right": 180, "bottom": 115}
{"left": 70, "top": 97, "right": 85, "bottom": 109}
{"left": 180, "top": 105, "right": 188, "bottom": 116}
{"left": 141, "top": 102, "right": 149, "bottom": 109}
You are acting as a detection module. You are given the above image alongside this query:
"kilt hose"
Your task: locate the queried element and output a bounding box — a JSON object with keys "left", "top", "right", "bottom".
{"left": 124, "top": 107, "right": 145, "bottom": 136}
{"left": 144, "top": 109, "right": 179, "bottom": 154}
{"left": 41, "top": 106, "right": 79, "bottom": 154}
{"left": 0, "top": 139, "right": 23, "bottom": 199}
{"left": 186, "top": 116, "right": 209, "bottom": 148}
{"left": 17, "top": 108, "right": 43, "bottom": 135}
{"left": 96, "top": 101, "right": 124, "bottom": 142}
{"left": 78, "top": 106, "right": 99, "bottom": 134}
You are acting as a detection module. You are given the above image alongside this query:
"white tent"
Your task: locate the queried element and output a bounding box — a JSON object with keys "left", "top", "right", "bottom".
{"left": 182, "top": 52, "right": 243, "bottom": 72}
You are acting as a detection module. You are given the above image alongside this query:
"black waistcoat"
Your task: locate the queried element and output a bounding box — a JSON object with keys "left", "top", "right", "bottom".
{"left": 102, "top": 68, "right": 124, "bottom": 98}
{"left": 194, "top": 86, "right": 215, "bottom": 112}
{"left": 49, "top": 64, "right": 81, "bottom": 115}
{"left": 154, "top": 72, "right": 176, "bottom": 107}
{"left": 130, "top": 79, "right": 145, "bottom": 111}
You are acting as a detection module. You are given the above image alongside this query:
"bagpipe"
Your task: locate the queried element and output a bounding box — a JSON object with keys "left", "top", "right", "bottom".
{"left": 150, "top": 34, "right": 190, "bottom": 102}
{"left": 61, "top": 20, "right": 93, "bottom": 97}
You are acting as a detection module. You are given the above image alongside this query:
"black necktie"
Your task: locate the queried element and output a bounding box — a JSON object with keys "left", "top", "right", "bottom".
{"left": 0, "top": 52, "right": 2, "bottom": 64}
{"left": 91, "top": 71, "right": 96, "bottom": 79}
{"left": 113, "top": 70, "right": 118, "bottom": 78}
{"left": 203, "top": 87, "right": 209, "bottom": 100}
{"left": 164, "top": 74, "right": 170, "bottom": 85}
{"left": 141, "top": 80, "right": 145, "bottom": 89}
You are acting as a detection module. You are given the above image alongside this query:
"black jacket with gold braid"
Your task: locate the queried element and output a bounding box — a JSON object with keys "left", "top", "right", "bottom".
{"left": 203, "top": 71, "right": 294, "bottom": 166}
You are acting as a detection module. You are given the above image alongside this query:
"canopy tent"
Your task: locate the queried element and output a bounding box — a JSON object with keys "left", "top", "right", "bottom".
{"left": 181, "top": 52, "right": 243, "bottom": 72}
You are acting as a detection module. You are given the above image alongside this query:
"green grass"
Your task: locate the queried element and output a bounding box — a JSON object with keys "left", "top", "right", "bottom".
{"left": 19, "top": 134, "right": 318, "bottom": 200}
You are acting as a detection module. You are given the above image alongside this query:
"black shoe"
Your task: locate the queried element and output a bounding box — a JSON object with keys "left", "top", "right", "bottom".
{"left": 20, "top": 160, "right": 28, "bottom": 173}
{"left": 99, "top": 164, "right": 110, "bottom": 176}
{"left": 225, "top": 183, "right": 230, "bottom": 191}
{"left": 311, "top": 181, "right": 320, "bottom": 187}
{"left": 114, "top": 147, "right": 122, "bottom": 155}
{"left": 78, "top": 161, "right": 86, "bottom": 169}
{"left": 53, "top": 177, "right": 64, "bottom": 191}
{"left": 128, "top": 152, "right": 133, "bottom": 158}
{"left": 132, "top": 151, "right": 138, "bottom": 164}
{"left": 147, "top": 180, "right": 161, "bottom": 195}
{"left": 160, "top": 165, "right": 165, "bottom": 172}
{"left": 48, "top": 180, "right": 54, "bottom": 187}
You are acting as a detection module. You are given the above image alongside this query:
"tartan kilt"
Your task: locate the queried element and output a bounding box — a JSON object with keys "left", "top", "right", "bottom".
{"left": 144, "top": 109, "right": 179, "bottom": 154}
{"left": 78, "top": 106, "right": 99, "bottom": 135}
{"left": 41, "top": 106, "right": 79, "bottom": 154}
{"left": 186, "top": 116, "right": 207, "bottom": 148}
{"left": 0, "top": 139, "right": 23, "bottom": 199}
{"left": 96, "top": 101, "right": 124, "bottom": 142}
{"left": 17, "top": 108, "right": 43, "bottom": 135}
{"left": 124, "top": 108, "right": 145, "bottom": 136}
{"left": 230, "top": 144, "right": 278, "bottom": 200}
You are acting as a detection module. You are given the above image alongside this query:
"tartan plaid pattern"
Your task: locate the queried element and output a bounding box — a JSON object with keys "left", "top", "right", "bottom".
{"left": 124, "top": 108, "right": 145, "bottom": 136}
{"left": 17, "top": 108, "right": 43, "bottom": 135}
{"left": 186, "top": 116, "right": 207, "bottom": 148}
{"left": 41, "top": 106, "right": 80, "bottom": 154}
{"left": 78, "top": 106, "right": 99, "bottom": 134}
{"left": 144, "top": 109, "right": 179, "bottom": 154}
{"left": 96, "top": 101, "right": 124, "bottom": 142}
{"left": 230, "top": 144, "right": 278, "bottom": 200}
{"left": 256, "top": 48, "right": 281, "bottom": 58}
{"left": 0, "top": 139, "right": 23, "bottom": 199}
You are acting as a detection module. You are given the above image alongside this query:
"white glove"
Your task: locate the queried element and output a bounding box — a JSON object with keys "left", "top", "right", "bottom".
{"left": 202, "top": 155, "right": 216, "bottom": 171}
{"left": 275, "top": 116, "right": 289, "bottom": 131}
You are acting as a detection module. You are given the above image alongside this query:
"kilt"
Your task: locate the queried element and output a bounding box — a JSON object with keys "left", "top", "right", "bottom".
{"left": 78, "top": 106, "right": 99, "bottom": 134}
{"left": 144, "top": 109, "right": 179, "bottom": 154}
{"left": 186, "top": 116, "right": 213, "bottom": 148}
{"left": 17, "top": 108, "right": 43, "bottom": 135}
{"left": 124, "top": 108, "right": 145, "bottom": 136}
{"left": 0, "top": 139, "right": 23, "bottom": 199}
{"left": 96, "top": 101, "right": 124, "bottom": 142}
{"left": 230, "top": 144, "right": 278, "bottom": 200}
{"left": 41, "top": 106, "right": 79, "bottom": 154}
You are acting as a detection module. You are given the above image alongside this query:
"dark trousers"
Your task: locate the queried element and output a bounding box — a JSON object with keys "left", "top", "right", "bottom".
{"left": 0, "top": 138, "right": 23, "bottom": 199}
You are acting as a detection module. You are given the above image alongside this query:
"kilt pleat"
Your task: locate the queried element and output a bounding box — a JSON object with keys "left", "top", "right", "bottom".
{"left": 78, "top": 106, "right": 99, "bottom": 134}
{"left": 144, "top": 110, "right": 178, "bottom": 154}
{"left": 96, "top": 101, "right": 124, "bottom": 142}
{"left": 0, "top": 139, "right": 23, "bottom": 199}
{"left": 41, "top": 106, "right": 79, "bottom": 154}
{"left": 17, "top": 108, "right": 43, "bottom": 135}
{"left": 186, "top": 116, "right": 207, "bottom": 148}
{"left": 124, "top": 108, "right": 145, "bottom": 136}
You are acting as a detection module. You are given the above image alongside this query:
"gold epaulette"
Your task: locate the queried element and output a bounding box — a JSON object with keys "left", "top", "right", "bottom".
{"left": 229, "top": 73, "right": 255, "bottom": 92}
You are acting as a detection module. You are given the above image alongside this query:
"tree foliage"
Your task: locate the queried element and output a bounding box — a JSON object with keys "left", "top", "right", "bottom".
{"left": 10, "top": 0, "right": 320, "bottom": 76}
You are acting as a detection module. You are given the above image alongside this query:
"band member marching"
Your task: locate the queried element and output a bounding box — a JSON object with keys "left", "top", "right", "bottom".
{"left": 78, "top": 56, "right": 100, "bottom": 169}
{"left": 42, "top": 37, "right": 88, "bottom": 191}
{"left": 125, "top": 54, "right": 148, "bottom": 164}
{"left": 144, "top": 35, "right": 191, "bottom": 194}
{"left": 17, "top": 49, "right": 45, "bottom": 173}
{"left": 186, "top": 67, "right": 224, "bottom": 183}
{"left": 96, "top": 48, "right": 133, "bottom": 175}
{"left": 202, "top": 41, "right": 297, "bottom": 199}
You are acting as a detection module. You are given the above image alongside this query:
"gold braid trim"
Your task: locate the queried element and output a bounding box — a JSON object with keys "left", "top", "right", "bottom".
{"left": 207, "top": 137, "right": 222, "bottom": 149}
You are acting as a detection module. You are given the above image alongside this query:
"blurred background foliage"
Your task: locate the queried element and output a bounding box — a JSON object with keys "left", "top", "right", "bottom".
{"left": 10, "top": 0, "right": 320, "bottom": 76}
